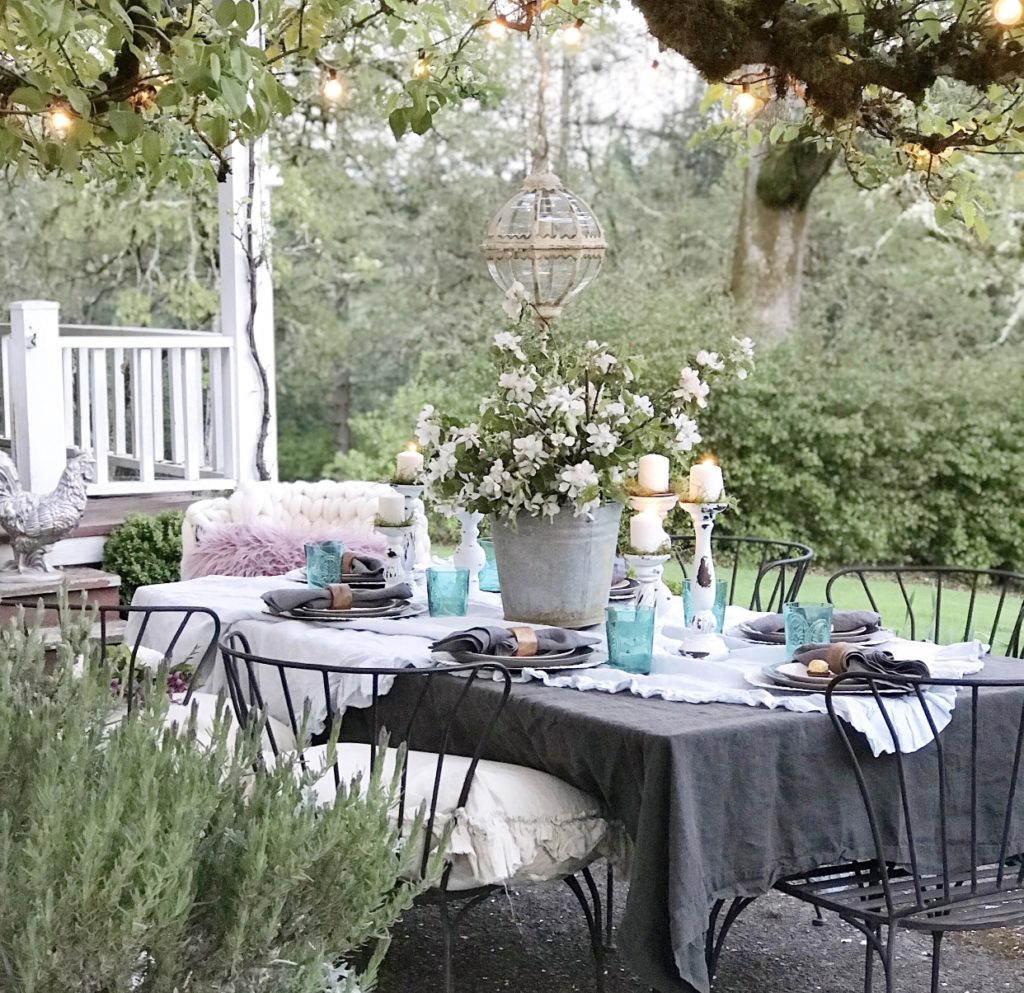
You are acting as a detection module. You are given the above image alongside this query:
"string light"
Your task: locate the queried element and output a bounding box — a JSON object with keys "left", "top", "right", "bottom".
{"left": 559, "top": 21, "right": 583, "bottom": 47}
{"left": 994, "top": 0, "right": 1024, "bottom": 25}
{"left": 485, "top": 17, "right": 508, "bottom": 41}
{"left": 47, "top": 105, "right": 73, "bottom": 137}
{"left": 320, "top": 69, "right": 346, "bottom": 105}
{"left": 733, "top": 87, "right": 763, "bottom": 120}
{"left": 412, "top": 56, "right": 430, "bottom": 79}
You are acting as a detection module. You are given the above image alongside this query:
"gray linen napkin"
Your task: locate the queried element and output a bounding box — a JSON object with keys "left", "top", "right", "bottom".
{"left": 739, "top": 609, "right": 882, "bottom": 645}
{"left": 262, "top": 582, "right": 412, "bottom": 614}
{"left": 793, "top": 642, "right": 929, "bottom": 688}
{"left": 432, "top": 625, "right": 600, "bottom": 657}
{"left": 344, "top": 553, "right": 384, "bottom": 578}
{"left": 611, "top": 557, "right": 627, "bottom": 586}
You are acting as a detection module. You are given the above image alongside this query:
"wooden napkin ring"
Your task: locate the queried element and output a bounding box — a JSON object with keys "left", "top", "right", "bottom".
{"left": 327, "top": 584, "right": 354, "bottom": 610}
{"left": 510, "top": 626, "right": 538, "bottom": 657}
{"left": 342, "top": 551, "right": 355, "bottom": 574}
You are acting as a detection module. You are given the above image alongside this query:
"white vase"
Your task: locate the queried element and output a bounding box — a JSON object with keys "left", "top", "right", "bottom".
{"left": 453, "top": 510, "right": 486, "bottom": 581}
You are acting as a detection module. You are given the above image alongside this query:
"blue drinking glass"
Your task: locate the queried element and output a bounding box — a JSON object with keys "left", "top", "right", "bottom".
{"left": 605, "top": 604, "right": 656, "bottom": 675}
{"left": 478, "top": 537, "right": 501, "bottom": 593}
{"left": 783, "top": 602, "right": 834, "bottom": 657}
{"left": 427, "top": 567, "right": 470, "bottom": 617}
{"left": 305, "top": 540, "right": 344, "bottom": 588}
{"left": 683, "top": 579, "right": 728, "bottom": 633}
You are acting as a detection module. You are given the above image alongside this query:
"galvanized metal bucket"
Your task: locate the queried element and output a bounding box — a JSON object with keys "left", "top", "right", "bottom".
{"left": 490, "top": 503, "right": 623, "bottom": 628}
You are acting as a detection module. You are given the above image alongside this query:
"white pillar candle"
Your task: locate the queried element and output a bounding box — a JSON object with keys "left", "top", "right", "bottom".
{"left": 396, "top": 447, "right": 424, "bottom": 482}
{"left": 637, "top": 453, "right": 670, "bottom": 494}
{"left": 689, "top": 458, "right": 724, "bottom": 503}
{"left": 377, "top": 490, "right": 407, "bottom": 525}
{"left": 630, "top": 510, "right": 667, "bottom": 553}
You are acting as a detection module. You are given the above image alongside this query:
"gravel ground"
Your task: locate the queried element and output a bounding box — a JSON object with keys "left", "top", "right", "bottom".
{"left": 377, "top": 865, "right": 1023, "bottom": 993}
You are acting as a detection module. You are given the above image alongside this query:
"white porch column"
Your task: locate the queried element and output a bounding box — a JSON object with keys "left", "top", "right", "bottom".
{"left": 218, "top": 137, "right": 278, "bottom": 482}
{"left": 8, "top": 300, "right": 68, "bottom": 492}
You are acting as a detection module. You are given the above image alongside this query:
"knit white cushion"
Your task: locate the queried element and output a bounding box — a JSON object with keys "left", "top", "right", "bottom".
{"left": 301, "top": 743, "right": 609, "bottom": 891}
{"left": 181, "top": 480, "right": 430, "bottom": 574}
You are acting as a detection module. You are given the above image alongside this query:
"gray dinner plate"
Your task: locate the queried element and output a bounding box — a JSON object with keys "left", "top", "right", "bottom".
{"left": 432, "top": 649, "right": 603, "bottom": 673}
{"left": 758, "top": 663, "right": 910, "bottom": 695}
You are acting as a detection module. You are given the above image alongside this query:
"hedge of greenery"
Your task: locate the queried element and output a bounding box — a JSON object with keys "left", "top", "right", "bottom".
{"left": 702, "top": 335, "right": 1024, "bottom": 570}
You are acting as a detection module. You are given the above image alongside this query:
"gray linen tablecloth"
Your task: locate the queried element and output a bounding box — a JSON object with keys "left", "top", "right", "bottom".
{"left": 360, "top": 657, "right": 1024, "bottom": 993}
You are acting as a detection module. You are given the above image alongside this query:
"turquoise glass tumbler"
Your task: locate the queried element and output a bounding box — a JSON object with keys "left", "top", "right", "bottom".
{"left": 305, "top": 540, "right": 344, "bottom": 588}
{"left": 605, "top": 605, "right": 655, "bottom": 675}
{"left": 427, "top": 567, "right": 470, "bottom": 617}
{"left": 478, "top": 537, "right": 501, "bottom": 593}
{"left": 683, "top": 580, "right": 728, "bottom": 633}
{"left": 783, "top": 602, "right": 834, "bottom": 657}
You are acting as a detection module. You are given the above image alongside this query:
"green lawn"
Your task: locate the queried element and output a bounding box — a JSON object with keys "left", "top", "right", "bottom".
{"left": 440, "top": 545, "right": 1021, "bottom": 652}
{"left": 661, "top": 560, "right": 1021, "bottom": 652}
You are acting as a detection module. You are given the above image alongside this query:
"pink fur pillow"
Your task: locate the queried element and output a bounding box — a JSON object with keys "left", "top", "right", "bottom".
{"left": 182, "top": 521, "right": 387, "bottom": 580}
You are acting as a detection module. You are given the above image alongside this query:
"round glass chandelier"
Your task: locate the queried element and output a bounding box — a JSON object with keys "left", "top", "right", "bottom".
{"left": 482, "top": 168, "right": 607, "bottom": 322}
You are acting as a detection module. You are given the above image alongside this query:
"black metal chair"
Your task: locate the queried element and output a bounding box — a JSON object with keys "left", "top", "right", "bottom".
{"left": 826, "top": 566, "right": 1024, "bottom": 658}
{"left": 48, "top": 601, "right": 221, "bottom": 711}
{"left": 670, "top": 535, "right": 813, "bottom": 611}
{"left": 775, "top": 673, "right": 1024, "bottom": 993}
{"left": 219, "top": 633, "right": 608, "bottom": 993}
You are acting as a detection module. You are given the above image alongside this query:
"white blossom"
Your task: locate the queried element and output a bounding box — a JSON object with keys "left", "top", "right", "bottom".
{"left": 633, "top": 394, "right": 655, "bottom": 416}
{"left": 493, "top": 330, "right": 527, "bottom": 360}
{"left": 558, "top": 460, "right": 599, "bottom": 499}
{"left": 431, "top": 440, "right": 458, "bottom": 478}
{"left": 696, "top": 349, "right": 725, "bottom": 371}
{"left": 671, "top": 414, "right": 702, "bottom": 452}
{"left": 451, "top": 423, "right": 480, "bottom": 448}
{"left": 594, "top": 352, "right": 617, "bottom": 374}
{"left": 513, "top": 433, "right": 546, "bottom": 465}
{"left": 415, "top": 405, "right": 441, "bottom": 448}
{"left": 498, "top": 369, "right": 537, "bottom": 403}
{"left": 674, "top": 367, "right": 710, "bottom": 408}
{"left": 543, "top": 385, "right": 586, "bottom": 415}
{"left": 585, "top": 422, "right": 620, "bottom": 456}
{"left": 501, "top": 281, "right": 527, "bottom": 319}
{"left": 736, "top": 367, "right": 748, "bottom": 380}
{"left": 478, "top": 459, "right": 513, "bottom": 499}
{"left": 731, "top": 336, "right": 755, "bottom": 359}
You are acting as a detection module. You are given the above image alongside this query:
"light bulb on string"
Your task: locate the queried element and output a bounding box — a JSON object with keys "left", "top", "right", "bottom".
{"left": 559, "top": 21, "right": 583, "bottom": 47}
{"left": 47, "top": 105, "right": 73, "bottom": 137}
{"left": 485, "top": 17, "right": 507, "bottom": 41}
{"left": 994, "top": 0, "right": 1024, "bottom": 25}
{"left": 320, "top": 69, "right": 346, "bottom": 105}
{"left": 733, "top": 87, "right": 763, "bottom": 120}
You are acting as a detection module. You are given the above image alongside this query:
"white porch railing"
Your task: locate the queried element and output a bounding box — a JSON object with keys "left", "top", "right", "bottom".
{"left": 1, "top": 302, "right": 250, "bottom": 496}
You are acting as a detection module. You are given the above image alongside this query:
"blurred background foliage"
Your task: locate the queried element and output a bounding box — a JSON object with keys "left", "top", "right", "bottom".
{"left": 1, "top": 12, "right": 1022, "bottom": 569}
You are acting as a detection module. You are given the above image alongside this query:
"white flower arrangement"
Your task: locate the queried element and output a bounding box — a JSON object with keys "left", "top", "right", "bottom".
{"left": 417, "top": 325, "right": 754, "bottom": 522}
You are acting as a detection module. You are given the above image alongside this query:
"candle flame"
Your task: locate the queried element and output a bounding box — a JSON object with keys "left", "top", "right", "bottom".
{"left": 406, "top": 442, "right": 419, "bottom": 453}
{"left": 702, "top": 456, "right": 717, "bottom": 466}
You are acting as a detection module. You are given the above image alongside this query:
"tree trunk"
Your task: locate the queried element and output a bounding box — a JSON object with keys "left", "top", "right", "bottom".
{"left": 335, "top": 368, "right": 352, "bottom": 453}
{"left": 731, "top": 139, "right": 835, "bottom": 342}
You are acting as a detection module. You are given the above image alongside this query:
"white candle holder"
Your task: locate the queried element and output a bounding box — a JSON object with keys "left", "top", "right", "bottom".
{"left": 676, "top": 500, "right": 730, "bottom": 660}
{"left": 628, "top": 493, "right": 679, "bottom": 520}
{"left": 377, "top": 525, "right": 415, "bottom": 584}
{"left": 623, "top": 552, "right": 671, "bottom": 610}
{"left": 393, "top": 482, "right": 425, "bottom": 521}
{"left": 452, "top": 510, "right": 486, "bottom": 583}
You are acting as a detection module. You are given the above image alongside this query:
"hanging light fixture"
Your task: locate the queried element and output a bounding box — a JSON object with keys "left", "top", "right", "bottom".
{"left": 481, "top": 31, "right": 606, "bottom": 323}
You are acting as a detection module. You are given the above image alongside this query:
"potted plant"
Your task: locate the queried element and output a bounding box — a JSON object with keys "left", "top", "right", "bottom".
{"left": 416, "top": 325, "right": 754, "bottom": 626}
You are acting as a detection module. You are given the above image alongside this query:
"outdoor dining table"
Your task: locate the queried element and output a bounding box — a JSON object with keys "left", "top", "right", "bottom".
{"left": 130, "top": 574, "right": 1024, "bottom": 993}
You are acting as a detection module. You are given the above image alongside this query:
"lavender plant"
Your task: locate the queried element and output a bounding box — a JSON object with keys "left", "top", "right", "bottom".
{"left": 0, "top": 609, "right": 433, "bottom": 993}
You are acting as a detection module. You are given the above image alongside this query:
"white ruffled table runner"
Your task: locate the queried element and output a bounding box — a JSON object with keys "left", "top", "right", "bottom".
{"left": 130, "top": 576, "right": 986, "bottom": 755}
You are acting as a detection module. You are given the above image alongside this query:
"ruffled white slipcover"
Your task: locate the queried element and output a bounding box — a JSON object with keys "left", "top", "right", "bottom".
{"left": 305, "top": 743, "right": 610, "bottom": 892}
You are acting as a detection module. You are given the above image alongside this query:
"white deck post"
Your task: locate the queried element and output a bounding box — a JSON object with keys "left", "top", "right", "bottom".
{"left": 8, "top": 300, "right": 68, "bottom": 492}
{"left": 218, "top": 137, "right": 278, "bottom": 482}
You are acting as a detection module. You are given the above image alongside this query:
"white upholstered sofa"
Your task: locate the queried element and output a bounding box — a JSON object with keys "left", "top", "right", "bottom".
{"left": 181, "top": 479, "right": 431, "bottom": 576}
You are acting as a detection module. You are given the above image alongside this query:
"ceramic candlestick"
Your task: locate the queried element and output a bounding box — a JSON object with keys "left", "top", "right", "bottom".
{"left": 453, "top": 510, "right": 486, "bottom": 583}
{"left": 676, "top": 501, "right": 729, "bottom": 660}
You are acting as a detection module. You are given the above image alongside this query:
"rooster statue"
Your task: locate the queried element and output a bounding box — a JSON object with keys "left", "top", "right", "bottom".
{"left": 0, "top": 449, "right": 94, "bottom": 580}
